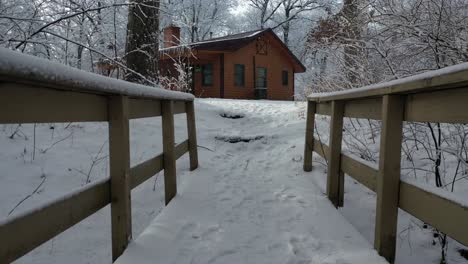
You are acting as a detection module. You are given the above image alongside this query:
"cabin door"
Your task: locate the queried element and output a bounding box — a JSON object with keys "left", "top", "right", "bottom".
{"left": 255, "top": 67, "right": 267, "bottom": 99}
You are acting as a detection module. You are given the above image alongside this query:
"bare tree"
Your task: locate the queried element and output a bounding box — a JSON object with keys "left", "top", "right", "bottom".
{"left": 160, "top": 0, "right": 234, "bottom": 43}
{"left": 276, "top": 0, "right": 326, "bottom": 46}
{"left": 305, "top": 0, "right": 468, "bottom": 93}
{"left": 1, "top": 0, "right": 131, "bottom": 71}
{"left": 249, "top": 0, "right": 283, "bottom": 29}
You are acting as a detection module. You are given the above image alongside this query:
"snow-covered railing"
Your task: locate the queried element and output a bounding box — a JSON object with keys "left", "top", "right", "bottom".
{"left": 303, "top": 63, "right": 468, "bottom": 263}
{"left": 0, "top": 48, "right": 199, "bottom": 263}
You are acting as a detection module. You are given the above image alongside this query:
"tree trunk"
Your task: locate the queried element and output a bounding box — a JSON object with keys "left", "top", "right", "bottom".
{"left": 125, "top": 0, "right": 160, "bottom": 84}
{"left": 282, "top": 7, "right": 291, "bottom": 46}
{"left": 77, "top": 15, "right": 85, "bottom": 69}
{"left": 342, "top": 0, "right": 362, "bottom": 87}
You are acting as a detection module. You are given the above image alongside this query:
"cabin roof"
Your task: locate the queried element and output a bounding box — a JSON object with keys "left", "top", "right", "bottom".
{"left": 160, "top": 28, "right": 306, "bottom": 73}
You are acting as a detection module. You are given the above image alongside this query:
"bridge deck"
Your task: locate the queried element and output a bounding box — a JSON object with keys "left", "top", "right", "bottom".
{"left": 116, "top": 100, "right": 386, "bottom": 264}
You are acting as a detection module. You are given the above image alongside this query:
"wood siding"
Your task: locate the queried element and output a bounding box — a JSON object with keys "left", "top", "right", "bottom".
{"left": 193, "top": 53, "right": 222, "bottom": 98}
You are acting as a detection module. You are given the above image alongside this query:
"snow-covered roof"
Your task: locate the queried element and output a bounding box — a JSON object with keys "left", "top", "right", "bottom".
{"left": 308, "top": 62, "right": 468, "bottom": 102}
{"left": 160, "top": 29, "right": 266, "bottom": 53}
{"left": 0, "top": 48, "right": 194, "bottom": 101}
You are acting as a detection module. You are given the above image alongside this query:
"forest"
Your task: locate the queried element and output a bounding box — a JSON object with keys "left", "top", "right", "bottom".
{"left": 1, "top": 0, "right": 466, "bottom": 95}
{"left": 1, "top": 1, "right": 468, "bottom": 263}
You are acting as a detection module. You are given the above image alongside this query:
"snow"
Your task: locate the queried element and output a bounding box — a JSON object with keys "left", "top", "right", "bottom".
{"left": 159, "top": 29, "right": 265, "bottom": 52}
{"left": 308, "top": 62, "right": 468, "bottom": 101}
{"left": 310, "top": 162, "right": 468, "bottom": 264}
{"left": 114, "top": 99, "right": 386, "bottom": 264}
{"left": 115, "top": 168, "right": 386, "bottom": 264}
{"left": 246, "top": 30, "right": 264, "bottom": 37}
{"left": 0, "top": 48, "right": 194, "bottom": 101}
{"left": 1, "top": 99, "right": 385, "bottom": 263}
{"left": 311, "top": 116, "right": 468, "bottom": 263}
{"left": 2, "top": 98, "right": 466, "bottom": 263}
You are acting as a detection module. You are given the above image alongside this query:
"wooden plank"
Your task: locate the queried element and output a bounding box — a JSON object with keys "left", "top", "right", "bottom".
{"left": 130, "top": 154, "right": 164, "bottom": 189}
{"left": 326, "top": 100, "right": 344, "bottom": 207}
{"left": 175, "top": 139, "right": 189, "bottom": 160}
{"left": 312, "top": 139, "right": 378, "bottom": 192}
{"left": 174, "top": 101, "right": 186, "bottom": 114}
{"left": 108, "top": 96, "right": 132, "bottom": 261}
{"left": 399, "top": 181, "right": 468, "bottom": 246}
{"left": 405, "top": 87, "right": 468, "bottom": 123}
{"left": 344, "top": 98, "right": 382, "bottom": 120}
{"left": 162, "top": 100, "right": 177, "bottom": 205}
{"left": 129, "top": 98, "right": 161, "bottom": 119}
{"left": 308, "top": 64, "right": 468, "bottom": 102}
{"left": 340, "top": 154, "right": 377, "bottom": 192}
{"left": 312, "top": 138, "right": 329, "bottom": 160}
{"left": 0, "top": 179, "right": 110, "bottom": 263}
{"left": 0, "top": 83, "right": 107, "bottom": 123}
{"left": 130, "top": 140, "right": 191, "bottom": 190}
{"left": 316, "top": 102, "right": 331, "bottom": 115}
{"left": 374, "top": 95, "right": 404, "bottom": 263}
{"left": 303, "top": 101, "right": 316, "bottom": 171}
{"left": 186, "top": 101, "right": 199, "bottom": 170}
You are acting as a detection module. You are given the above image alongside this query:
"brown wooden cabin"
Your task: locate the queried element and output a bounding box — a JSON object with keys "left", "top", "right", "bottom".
{"left": 159, "top": 26, "right": 306, "bottom": 100}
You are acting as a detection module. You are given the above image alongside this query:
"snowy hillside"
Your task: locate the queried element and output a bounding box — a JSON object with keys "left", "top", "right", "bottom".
{"left": 1, "top": 99, "right": 467, "bottom": 263}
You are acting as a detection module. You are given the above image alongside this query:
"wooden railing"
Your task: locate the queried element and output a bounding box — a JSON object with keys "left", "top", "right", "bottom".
{"left": 0, "top": 49, "right": 198, "bottom": 263}
{"left": 303, "top": 64, "right": 468, "bottom": 263}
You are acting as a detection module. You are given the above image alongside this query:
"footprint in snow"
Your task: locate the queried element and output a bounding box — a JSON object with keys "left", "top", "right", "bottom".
{"left": 207, "top": 248, "right": 238, "bottom": 264}
{"left": 286, "top": 235, "right": 322, "bottom": 263}
{"left": 219, "top": 197, "right": 231, "bottom": 202}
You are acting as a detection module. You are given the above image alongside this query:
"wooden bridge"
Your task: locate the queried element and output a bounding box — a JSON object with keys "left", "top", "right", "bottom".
{"left": 0, "top": 49, "right": 198, "bottom": 263}
{"left": 303, "top": 64, "right": 468, "bottom": 263}
{"left": 0, "top": 48, "right": 468, "bottom": 263}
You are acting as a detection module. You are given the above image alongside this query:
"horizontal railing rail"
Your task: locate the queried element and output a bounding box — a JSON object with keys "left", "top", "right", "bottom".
{"left": 303, "top": 62, "right": 468, "bottom": 263}
{"left": 0, "top": 48, "right": 199, "bottom": 263}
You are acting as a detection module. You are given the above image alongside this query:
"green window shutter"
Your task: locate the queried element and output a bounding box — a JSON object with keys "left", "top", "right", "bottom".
{"left": 282, "top": 70, "right": 288, "bottom": 86}
{"left": 234, "top": 64, "right": 245, "bottom": 86}
{"left": 202, "top": 64, "right": 213, "bottom": 86}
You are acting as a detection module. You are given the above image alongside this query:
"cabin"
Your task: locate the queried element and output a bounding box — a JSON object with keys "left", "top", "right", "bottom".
{"left": 159, "top": 26, "right": 306, "bottom": 100}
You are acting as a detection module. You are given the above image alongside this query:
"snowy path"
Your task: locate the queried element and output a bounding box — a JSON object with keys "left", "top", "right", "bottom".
{"left": 115, "top": 99, "right": 387, "bottom": 264}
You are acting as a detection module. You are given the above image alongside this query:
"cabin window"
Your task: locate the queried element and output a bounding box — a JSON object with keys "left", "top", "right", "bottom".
{"left": 282, "top": 70, "right": 288, "bottom": 86}
{"left": 256, "top": 67, "right": 267, "bottom": 88}
{"left": 234, "top": 64, "right": 245, "bottom": 86}
{"left": 202, "top": 64, "right": 213, "bottom": 86}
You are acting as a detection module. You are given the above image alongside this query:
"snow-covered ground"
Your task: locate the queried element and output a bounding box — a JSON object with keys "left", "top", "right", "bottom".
{"left": 0, "top": 99, "right": 466, "bottom": 263}
{"left": 115, "top": 99, "right": 385, "bottom": 264}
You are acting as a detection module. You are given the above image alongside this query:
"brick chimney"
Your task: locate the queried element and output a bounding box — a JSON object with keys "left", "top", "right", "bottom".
{"left": 163, "top": 25, "right": 181, "bottom": 48}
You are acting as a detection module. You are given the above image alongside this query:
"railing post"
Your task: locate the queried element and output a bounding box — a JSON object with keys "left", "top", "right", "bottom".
{"left": 326, "top": 100, "right": 344, "bottom": 207}
{"left": 303, "top": 100, "right": 316, "bottom": 171}
{"left": 108, "top": 95, "right": 132, "bottom": 261}
{"left": 374, "top": 95, "right": 404, "bottom": 263}
{"left": 162, "top": 100, "right": 177, "bottom": 205}
{"left": 186, "top": 100, "right": 199, "bottom": 171}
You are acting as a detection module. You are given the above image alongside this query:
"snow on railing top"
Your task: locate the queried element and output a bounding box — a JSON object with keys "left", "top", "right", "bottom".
{"left": 308, "top": 62, "right": 468, "bottom": 102}
{"left": 0, "top": 48, "right": 194, "bottom": 101}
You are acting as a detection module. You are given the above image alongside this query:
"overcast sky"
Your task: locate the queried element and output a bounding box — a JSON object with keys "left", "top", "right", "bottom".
{"left": 230, "top": 1, "right": 249, "bottom": 15}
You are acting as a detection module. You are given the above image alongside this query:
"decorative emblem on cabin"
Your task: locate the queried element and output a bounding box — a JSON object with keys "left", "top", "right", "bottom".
{"left": 256, "top": 36, "right": 268, "bottom": 55}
